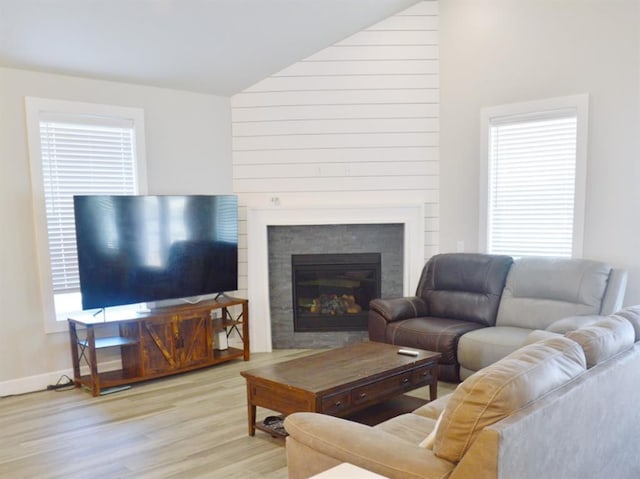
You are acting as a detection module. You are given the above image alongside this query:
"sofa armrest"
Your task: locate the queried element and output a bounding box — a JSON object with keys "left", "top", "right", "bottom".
{"left": 369, "top": 296, "right": 429, "bottom": 323}
{"left": 600, "top": 268, "right": 628, "bottom": 315}
{"left": 284, "top": 412, "right": 454, "bottom": 479}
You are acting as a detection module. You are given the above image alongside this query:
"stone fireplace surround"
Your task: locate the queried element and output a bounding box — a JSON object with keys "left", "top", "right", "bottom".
{"left": 247, "top": 204, "right": 425, "bottom": 352}
{"left": 270, "top": 225, "right": 400, "bottom": 349}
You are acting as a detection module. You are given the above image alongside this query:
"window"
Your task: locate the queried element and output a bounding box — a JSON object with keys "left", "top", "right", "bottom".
{"left": 26, "top": 98, "right": 147, "bottom": 332}
{"left": 479, "top": 95, "right": 588, "bottom": 258}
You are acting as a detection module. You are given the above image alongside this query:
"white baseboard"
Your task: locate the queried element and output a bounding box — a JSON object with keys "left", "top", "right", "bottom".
{"left": 0, "top": 360, "right": 122, "bottom": 397}
{"left": 1, "top": 340, "right": 245, "bottom": 397}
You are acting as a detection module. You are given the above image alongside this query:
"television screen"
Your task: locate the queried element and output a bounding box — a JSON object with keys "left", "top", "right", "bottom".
{"left": 73, "top": 195, "right": 238, "bottom": 310}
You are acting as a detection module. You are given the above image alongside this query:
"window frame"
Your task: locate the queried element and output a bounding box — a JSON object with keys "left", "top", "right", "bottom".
{"left": 478, "top": 94, "right": 589, "bottom": 258}
{"left": 25, "top": 97, "right": 148, "bottom": 333}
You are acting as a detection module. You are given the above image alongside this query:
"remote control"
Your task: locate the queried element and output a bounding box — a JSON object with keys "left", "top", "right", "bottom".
{"left": 397, "top": 349, "right": 419, "bottom": 357}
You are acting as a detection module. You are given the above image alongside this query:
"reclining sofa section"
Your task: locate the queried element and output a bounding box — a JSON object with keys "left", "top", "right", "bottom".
{"left": 368, "top": 253, "right": 626, "bottom": 382}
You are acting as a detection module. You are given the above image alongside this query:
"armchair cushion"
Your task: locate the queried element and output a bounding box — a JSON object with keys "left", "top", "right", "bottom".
{"left": 433, "top": 337, "right": 586, "bottom": 463}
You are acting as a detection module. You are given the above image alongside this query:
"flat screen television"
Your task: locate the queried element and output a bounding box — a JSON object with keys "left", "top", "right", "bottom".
{"left": 73, "top": 194, "right": 238, "bottom": 310}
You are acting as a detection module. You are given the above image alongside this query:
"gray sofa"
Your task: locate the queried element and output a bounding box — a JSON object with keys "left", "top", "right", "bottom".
{"left": 369, "top": 253, "right": 627, "bottom": 381}
{"left": 285, "top": 307, "right": 640, "bottom": 479}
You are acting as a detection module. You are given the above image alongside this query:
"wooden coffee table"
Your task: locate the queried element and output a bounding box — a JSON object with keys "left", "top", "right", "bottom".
{"left": 240, "top": 341, "right": 440, "bottom": 436}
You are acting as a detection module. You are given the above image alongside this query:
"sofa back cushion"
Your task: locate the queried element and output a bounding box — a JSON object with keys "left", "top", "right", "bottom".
{"left": 496, "top": 257, "right": 612, "bottom": 329}
{"left": 546, "top": 314, "right": 603, "bottom": 334}
{"left": 565, "top": 316, "right": 635, "bottom": 368}
{"left": 433, "top": 336, "right": 586, "bottom": 463}
{"left": 417, "top": 253, "right": 513, "bottom": 326}
{"left": 612, "top": 305, "right": 640, "bottom": 342}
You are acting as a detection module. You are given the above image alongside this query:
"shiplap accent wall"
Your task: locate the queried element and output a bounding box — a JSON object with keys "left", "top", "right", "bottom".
{"left": 231, "top": 1, "right": 439, "bottom": 295}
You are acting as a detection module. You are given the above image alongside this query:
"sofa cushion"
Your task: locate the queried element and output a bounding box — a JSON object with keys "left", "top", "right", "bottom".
{"left": 496, "top": 257, "right": 612, "bottom": 329}
{"left": 457, "top": 326, "right": 533, "bottom": 374}
{"left": 284, "top": 412, "right": 456, "bottom": 479}
{"left": 522, "top": 329, "right": 562, "bottom": 346}
{"left": 374, "top": 412, "right": 437, "bottom": 445}
{"left": 433, "top": 336, "right": 586, "bottom": 463}
{"left": 565, "top": 316, "right": 635, "bottom": 368}
{"left": 417, "top": 253, "right": 513, "bottom": 327}
{"left": 413, "top": 392, "right": 453, "bottom": 420}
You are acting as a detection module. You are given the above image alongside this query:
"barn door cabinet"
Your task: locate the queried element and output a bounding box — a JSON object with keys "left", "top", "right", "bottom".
{"left": 68, "top": 297, "right": 249, "bottom": 396}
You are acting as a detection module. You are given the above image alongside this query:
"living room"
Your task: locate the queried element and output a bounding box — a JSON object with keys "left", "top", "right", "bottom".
{"left": 1, "top": 0, "right": 640, "bottom": 476}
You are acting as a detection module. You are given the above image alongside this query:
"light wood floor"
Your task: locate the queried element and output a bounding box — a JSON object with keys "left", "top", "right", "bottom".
{"left": 0, "top": 350, "right": 455, "bottom": 479}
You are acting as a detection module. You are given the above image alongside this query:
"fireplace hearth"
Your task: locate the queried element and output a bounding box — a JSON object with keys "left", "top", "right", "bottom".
{"left": 292, "top": 253, "right": 381, "bottom": 332}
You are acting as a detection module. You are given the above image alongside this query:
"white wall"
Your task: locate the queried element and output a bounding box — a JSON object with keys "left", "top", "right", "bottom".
{"left": 7, "top": 0, "right": 639, "bottom": 394}
{"left": 439, "top": 0, "right": 640, "bottom": 304}
{"left": 0, "top": 67, "right": 232, "bottom": 394}
{"left": 231, "top": 1, "right": 440, "bottom": 298}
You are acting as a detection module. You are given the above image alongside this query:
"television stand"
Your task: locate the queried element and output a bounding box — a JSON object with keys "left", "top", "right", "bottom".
{"left": 68, "top": 297, "right": 249, "bottom": 396}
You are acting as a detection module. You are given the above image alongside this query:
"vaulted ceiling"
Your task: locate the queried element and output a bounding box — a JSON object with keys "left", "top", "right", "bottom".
{"left": 0, "top": 0, "right": 419, "bottom": 96}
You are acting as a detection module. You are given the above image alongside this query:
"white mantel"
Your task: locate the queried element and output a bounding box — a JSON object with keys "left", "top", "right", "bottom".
{"left": 247, "top": 204, "right": 425, "bottom": 352}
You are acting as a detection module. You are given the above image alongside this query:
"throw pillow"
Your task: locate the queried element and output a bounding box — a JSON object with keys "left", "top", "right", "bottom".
{"left": 418, "top": 411, "right": 443, "bottom": 449}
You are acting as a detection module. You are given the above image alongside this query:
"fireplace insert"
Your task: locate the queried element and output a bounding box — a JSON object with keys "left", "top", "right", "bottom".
{"left": 291, "top": 253, "right": 381, "bottom": 332}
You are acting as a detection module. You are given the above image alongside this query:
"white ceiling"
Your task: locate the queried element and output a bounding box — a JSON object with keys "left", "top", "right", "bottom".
{"left": 0, "top": 0, "right": 418, "bottom": 96}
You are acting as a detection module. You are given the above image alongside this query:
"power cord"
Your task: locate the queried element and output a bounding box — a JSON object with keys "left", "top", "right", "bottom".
{"left": 46, "top": 374, "right": 75, "bottom": 392}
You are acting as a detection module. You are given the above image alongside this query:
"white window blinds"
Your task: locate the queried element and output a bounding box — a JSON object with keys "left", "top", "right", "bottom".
{"left": 39, "top": 114, "right": 137, "bottom": 293}
{"left": 487, "top": 111, "right": 578, "bottom": 257}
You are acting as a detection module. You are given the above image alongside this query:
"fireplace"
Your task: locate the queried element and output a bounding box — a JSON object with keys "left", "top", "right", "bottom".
{"left": 249, "top": 204, "right": 425, "bottom": 351}
{"left": 292, "top": 253, "right": 381, "bottom": 332}
{"left": 266, "top": 222, "right": 406, "bottom": 349}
